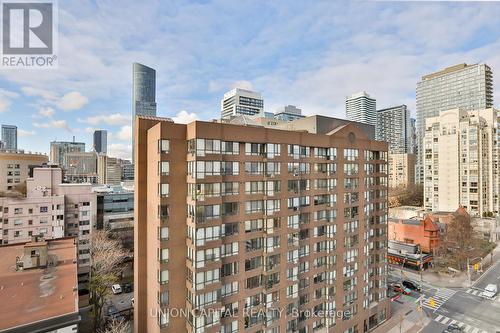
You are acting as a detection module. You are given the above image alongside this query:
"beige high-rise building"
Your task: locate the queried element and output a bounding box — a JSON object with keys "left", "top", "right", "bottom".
{"left": 0, "top": 150, "right": 48, "bottom": 192}
{"left": 388, "top": 153, "right": 415, "bottom": 188}
{"left": 135, "top": 115, "right": 390, "bottom": 333}
{"left": 424, "top": 108, "right": 499, "bottom": 216}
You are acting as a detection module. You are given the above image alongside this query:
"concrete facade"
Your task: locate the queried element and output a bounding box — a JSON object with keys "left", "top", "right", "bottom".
{"left": 0, "top": 150, "right": 48, "bottom": 192}
{"left": 388, "top": 153, "right": 415, "bottom": 188}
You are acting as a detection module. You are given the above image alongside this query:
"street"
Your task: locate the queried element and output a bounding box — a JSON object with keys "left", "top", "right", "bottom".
{"left": 419, "top": 260, "right": 500, "bottom": 333}
{"left": 386, "top": 258, "right": 500, "bottom": 333}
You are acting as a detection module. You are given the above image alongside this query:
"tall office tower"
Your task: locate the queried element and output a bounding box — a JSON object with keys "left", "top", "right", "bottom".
{"left": 1, "top": 125, "right": 17, "bottom": 151}
{"left": 376, "top": 105, "right": 411, "bottom": 153}
{"left": 135, "top": 115, "right": 390, "bottom": 333}
{"left": 50, "top": 140, "right": 86, "bottom": 167}
{"left": 416, "top": 63, "right": 493, "bottom": 183}
{"left": 423, "top": 108, "right": 499, "bottom": 217}
{"left": 93, "top": 130, "right": 107, "bottom": 153}
{"left": 346, "top": 92, "right": 377, "bottom": 127}
{"left": 221, "top": 88, "right": 264, "bottom": 120}
{"left": 274, "top": 105, "right": 305, "bottom": 122}
{"left": 132, "top": 63, "right": 157, "bottom": 163}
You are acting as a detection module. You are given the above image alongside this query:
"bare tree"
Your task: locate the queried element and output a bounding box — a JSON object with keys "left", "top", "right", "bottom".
{"left": 91, "top": 230, "right": 128, "bottom": 331}
{"left": 98, "top": 319, "right": 131, "bottom": 333}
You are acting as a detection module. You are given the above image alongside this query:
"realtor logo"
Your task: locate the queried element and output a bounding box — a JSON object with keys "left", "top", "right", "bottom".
{"left": 1, "top": 0, "right": 58, "bottom": 68}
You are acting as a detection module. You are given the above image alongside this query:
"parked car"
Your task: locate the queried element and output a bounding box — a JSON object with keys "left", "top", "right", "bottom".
{"left": 111, "top": 284, "right": 122, "bottom": 294}
{"left": 123, "top": 282, "right": 133, "bottom": 293}
{"left": 403, "top": 280, "right": 421, "bottom": 292}
{"left": 392, "top": 283, "right": 411, "bottom": 295}
{"left": 481, "top": 284, "right": 498, "bottom": 299}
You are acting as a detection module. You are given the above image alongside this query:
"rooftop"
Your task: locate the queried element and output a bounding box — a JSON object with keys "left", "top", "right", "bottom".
{"left": 0, "top": 238, "right": 79, "bottom": 332}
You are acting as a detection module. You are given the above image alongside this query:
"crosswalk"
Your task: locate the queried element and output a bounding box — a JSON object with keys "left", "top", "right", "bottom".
{"left": 421, "top": 288, "right": 456, "bottom": 310}
{"left": 465, "top": 288, "right": 500, "bottom": 302}
{"left": 434, "top": 314, "right": 489, "bottom": 333}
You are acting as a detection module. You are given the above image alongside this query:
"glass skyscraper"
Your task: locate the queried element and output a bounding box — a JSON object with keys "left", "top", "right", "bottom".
{"left": 93, "top": 129, "right": 107, "bottom": 153}
{"left": 1, "top": 125, "right": 17, "bottom": 151}
{"left": 132, "top": 63, "right": 157, "bottom": 162}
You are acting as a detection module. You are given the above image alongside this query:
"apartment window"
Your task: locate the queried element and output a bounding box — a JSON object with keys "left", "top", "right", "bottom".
{"left": 158, "top": 248, "right": 169, "bottom": 263}
{"left": 196, "top": 138, "right": 221, "bottom": 155}
{"left": 344, "top": 163, "right": 359, "bottom": 176}
{"left": 344, "top": 148, "right": 359, "bottom": 161}
{"left": 40, "top": 206, "right": 48, "bottom": 213}
{"left": 158, "top": 139, "right": 170, "bottom": 153}
{"left": 158, "top": 290, "right": 169, "bottom": 306}
{"left": 246, "top": 200, "right": 263, "bottom": 214}
{"left": 159, "top": 161, "right": 170, "bottom": 175}
{"left": 221, "top": 161, "right": 239, "bottom": 175}
{"left": 221, "top": 320, "right": 238, "bottom": 333}
{"left": 221, "top": 242, "right": 239, "bottom": 257}
{"left": 196, "top": 226, "right": 221, "bottom": 245}
{"left": 221, "top": 262, "right": 238, "bottom": 277}
{"left": 221, "top": 141, "right": 239, "bottom": 155}
{"left": 266, "top": 143, "right": 281, "bottom": 158}
{"left": 314, "top": 147, "right": 337, "bottom": 159}
{"left": 245, "top": 162, "right": 264, "bottom": 175}
{"left": 158, "top": 226, "right": 169, "bottom": 240}
{"left": 222, "top": 182, "right": 239, "bottom": 195}
{"left": 196, "top": 290, "right": 218, "bottom": 307}
{"left": 288, "top": 145, "right": 310, "bottom": 158}
{"left": 245, "top": 143, "right": 265, "bottom": 156}
{"left": 158, "top": 205, "right": 170, "bottom": 218}
{"left": 222, "top": 222, "right": 238, "bottom": 237}
{"left": 14, "top": 208, "right": 23, "bottom": 214}
{"left": 196, "top": 161, "right": 221, "bottom": 178}
{"left": 245, "top": 256, "right": 263, "bottom": 271}
{"left": 246, "top": 237, "right": 263, "bottom": 252}
{"left": 196, "top": 248, "right": 220, "bottom": 268}
{"left": 221, "top": 202, "right": 238, "bottom": 216}
{"left": 14, "top": 230, "right": 21, "bottom": 238}
{"left": 14, "top": 219, "right": 23, "bottom": 226}
{"left": 195, "top": 204, "right": 220, "bottom": 221}
{"left": 158, "top": 311, "right": 169, "bottom": 328}
{"left": 245, "top": 181, "right": 264, "bottom": 195}
{"left": 245, "top": 219, "right": 263, "bottom": 233}
{"left": 221, "top": 281, "right": 239, "bottom": 297}
{"left": 246, "top": 275, "right": 262, "bottom": 289}
{"left": 195, "top": 268, "right": 220, "bottom": 290}
{"left": 159, "top": 183, "right": 169, "bottom": 197}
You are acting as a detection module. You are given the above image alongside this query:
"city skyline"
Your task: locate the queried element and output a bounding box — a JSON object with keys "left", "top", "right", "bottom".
{"left": 1, "top": 1, "right": 500, "bottom": 160}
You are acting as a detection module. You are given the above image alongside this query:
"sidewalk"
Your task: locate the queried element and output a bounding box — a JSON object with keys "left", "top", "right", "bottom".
{"left": 372, "top": 301, "right": 430, "bottom": 333}
{"left": 391, "top": 241, "right": 500, "bottom": 289}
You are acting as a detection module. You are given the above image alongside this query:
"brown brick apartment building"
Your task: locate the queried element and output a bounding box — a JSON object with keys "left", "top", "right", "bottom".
{"left": 134, "top": 115, "right": 390, "bottom": 333}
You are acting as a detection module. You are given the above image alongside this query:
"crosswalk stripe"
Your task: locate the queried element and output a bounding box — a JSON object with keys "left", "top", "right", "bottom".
{"left": 435, "top": 314, "right": 443, "bottom": 321}
{"left": 464, "top": 326, "right": 472, "bottom": 332}
{"left": 441, "top": 317, "right": 450, "bottom": 324}
{"left": 471, "top": 327, "right": 479, "bottom": 333}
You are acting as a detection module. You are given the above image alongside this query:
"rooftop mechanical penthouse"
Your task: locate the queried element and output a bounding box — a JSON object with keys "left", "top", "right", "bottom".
{"left": 134, "top": 115, "right": 390, "bottom": 333}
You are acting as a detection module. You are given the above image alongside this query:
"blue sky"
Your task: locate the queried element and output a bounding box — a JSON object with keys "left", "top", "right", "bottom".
{"left": 2, "top": 0, "right": 500, "bottom": 159}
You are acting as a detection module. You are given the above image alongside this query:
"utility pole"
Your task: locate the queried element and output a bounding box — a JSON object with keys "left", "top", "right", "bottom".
{"left": 467, "top": 257, "right": 471, "bottom": 287}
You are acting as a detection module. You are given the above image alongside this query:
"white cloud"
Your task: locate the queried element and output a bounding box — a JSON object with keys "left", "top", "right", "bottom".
{"left": 172, "top": 110, "right": 199, "bottom": 124}
{"left": 34, "top": 120, "right": 71, "bottom": 132}
{"left": 22, "top": 87, "right": 88, "bottom": 111}
{"left": 107, "top": 143, "right": 131, "bottom": 160}
{"left": 208, "top": 79, "right": 254, "bottom": 93}
{"left": 38, "top": 107, "right": 55, "bottom": 117}
{"left": 21, "top": 86, "right": 58, "bottom": 101}
{"left": 18, "top": 129, "right": 36, "bottom": 137}
{"left": 0, "top": 88, "right": 19, "bottom": 113}
{"left": 116, "top": 125, "right": 132, "bottom": 141}
{"left": 78, "top": 113, "right": 130, "bottom": 126}
{"left": 58, "top": 91, "right": 89, "bottom": 111}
